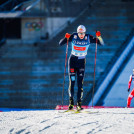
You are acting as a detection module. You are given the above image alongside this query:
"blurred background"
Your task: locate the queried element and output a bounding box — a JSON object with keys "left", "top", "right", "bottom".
{"left": 0, "top": 0, "right": 134, "bottom": 110}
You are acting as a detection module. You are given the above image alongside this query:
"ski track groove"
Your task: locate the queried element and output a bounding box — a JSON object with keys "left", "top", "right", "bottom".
{"left": 15, "top": 126, "right": 31, "bottom": 134}
{"left": 9, "top": 128, "right": 14, "bottom": 133}
{"left": 16, "top": 116, "right": 27, "bottom": 120}
{"left": 25, "top": 132, "right": 31, "bottom": 134}
{"left": 80, "top": 121, "right": 98, "bottom": 127}
{"left": 39, "top": 123, "right": 56, "bottom": 132}
{"left": 54, "top": 115, "right": 63, "bottom": 119}
{"left": 15, "top": 128, "right": 26, "bottom": 134}
{"left": 40, "top": 119, "right": 50, "bottom": 123}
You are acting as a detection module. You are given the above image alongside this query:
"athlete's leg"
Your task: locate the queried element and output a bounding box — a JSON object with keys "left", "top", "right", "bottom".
{"left": 68, "top": 55, "right": 76, "bottom": 109}
{"left": 68, "top": 68, "right": 76, "bottom": 99}
{"left": 76, "top": 58, "right": 85, "bottom": 109}
{"left": 127, "top": 88, "right": 134, "bottom": 107}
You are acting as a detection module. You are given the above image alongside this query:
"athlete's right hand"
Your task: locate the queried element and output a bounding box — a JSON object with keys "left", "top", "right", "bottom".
{"left": 128, "top": 88, "right": 130, "bottom": 92}
{"left": 65, "top": 33, "right": 71, "bottom": 39}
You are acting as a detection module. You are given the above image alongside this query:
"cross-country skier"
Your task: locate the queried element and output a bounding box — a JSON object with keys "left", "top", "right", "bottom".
{"left": 59, "top": 25, "right": 104, "bottom": 111}
{"left": 127, "top": 69, "right": 134, "bottom": 108}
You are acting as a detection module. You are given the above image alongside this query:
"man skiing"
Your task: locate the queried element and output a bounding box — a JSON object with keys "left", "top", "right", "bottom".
{"left": 127, "top": 69, "right": 134, "bottom": 108}
{"left": 59, "top": 25, "right": 104, "bottom": 111}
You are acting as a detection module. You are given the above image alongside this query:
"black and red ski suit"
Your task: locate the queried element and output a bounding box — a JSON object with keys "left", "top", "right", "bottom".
{"left": 127, "top": 74, "right": 134, "bottom": 107}
{"left": 59, "top": 32, "right": 103, "bottom": 103}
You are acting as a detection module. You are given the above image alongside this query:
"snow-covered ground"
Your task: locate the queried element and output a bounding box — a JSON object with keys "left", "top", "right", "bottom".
{"left": 0, "top": 108, "right": 134, "bottom": 134}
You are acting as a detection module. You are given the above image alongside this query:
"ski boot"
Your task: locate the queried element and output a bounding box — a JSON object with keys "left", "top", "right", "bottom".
{"left": 68, "top": 97, "right": 74, "bottom": 110}
{"left": 127, "top": 105, "right": 130, "bottom": 108}
{"left": 76, "top": 101, "right": 83, "bottom": 111}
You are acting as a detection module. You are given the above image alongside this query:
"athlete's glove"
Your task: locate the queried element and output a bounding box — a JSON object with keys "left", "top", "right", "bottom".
{"left": 96, "top": 31, "right": 101, "bottom": 37}
{"left": 65, "top": 33, "right": 71, "bottom": 39}
{"left": 128, "top": 88, "right": 130, "bottom": 92}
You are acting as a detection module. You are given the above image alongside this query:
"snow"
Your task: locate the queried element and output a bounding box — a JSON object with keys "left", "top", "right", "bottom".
{"left": 0, "top": 108, "right": 134, "bottom": 134}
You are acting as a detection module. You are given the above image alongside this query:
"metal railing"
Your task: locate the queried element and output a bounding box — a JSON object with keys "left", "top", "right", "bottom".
{"left": 0, "top": 0, "right": 40, "bottom": 18}
{"left": 0, "top": 0, "right": 40, "bottom": 12}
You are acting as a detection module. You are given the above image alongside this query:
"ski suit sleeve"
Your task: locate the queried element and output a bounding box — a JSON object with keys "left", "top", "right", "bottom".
{"left": 59, "top": 33, "right": 74, "bottom": 46}
{"left": 128, "top": 75, "right": 132, "bottom": 89}
{"left": 89, "top": 35, "right": 104, "bottom": 46}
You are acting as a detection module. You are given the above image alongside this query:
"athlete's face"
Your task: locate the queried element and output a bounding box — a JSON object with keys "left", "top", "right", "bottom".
{"left": 78, "top": 32, "right": 85, "bottom": 39}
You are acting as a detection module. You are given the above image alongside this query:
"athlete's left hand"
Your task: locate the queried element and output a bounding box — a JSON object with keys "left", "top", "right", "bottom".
{"left": 96, "top": 31, "right": 101, "bottom": 37}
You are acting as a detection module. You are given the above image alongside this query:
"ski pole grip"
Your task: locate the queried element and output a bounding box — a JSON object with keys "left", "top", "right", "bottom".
{"left": 96, "top": 31, "right": 101, "bottom": 37}
{"left": 65, "top": 33, "right": 71, "bottom": 39}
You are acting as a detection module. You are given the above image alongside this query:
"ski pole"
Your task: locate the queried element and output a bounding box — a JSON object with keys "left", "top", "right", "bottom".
{"left": 92, "top": 31, "right": 98, "bottom": 107}
{"left": 62, "top": 38, "right": 69, "bottom": 109}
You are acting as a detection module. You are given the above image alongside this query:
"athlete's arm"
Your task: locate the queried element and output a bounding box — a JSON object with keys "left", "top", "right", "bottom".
{"left": 128, "top": 75, "right": 132, "bottom": 89}
{"left": 97, "top": 36, "right": 104, "bottom": 45}
{"left": 89, "top": 31, "right": 104, "bottom": 45}
{"left": 59, "top": 33, "right": 74, "bottom": 46}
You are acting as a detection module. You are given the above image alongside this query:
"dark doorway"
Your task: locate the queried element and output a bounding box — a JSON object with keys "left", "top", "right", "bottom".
{"left": 5, "top": 18, "right": 21, "bottom": 39}
{"left": 0, "top": 18, "right": 21, "bottom": 39}
{"left": 0, "top": 19, "right": 4, "bottom": 40}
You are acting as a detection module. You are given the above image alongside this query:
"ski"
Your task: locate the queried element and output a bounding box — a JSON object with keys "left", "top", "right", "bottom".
{"left": 58, "top": 109, "right": 75, "bottom": 113}
{"left": 72, "top": 110, "right": 99, "bottom": 114}
{"left": 59, "top": 109, "right": 99, "bottom": 114}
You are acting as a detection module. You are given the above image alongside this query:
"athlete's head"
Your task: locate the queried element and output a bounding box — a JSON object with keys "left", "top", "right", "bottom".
{"left": 133, "top": 69, "right": 134, "bottom": 74}
{"left": 77, "top": 25, "right": 86, "bottom": 39}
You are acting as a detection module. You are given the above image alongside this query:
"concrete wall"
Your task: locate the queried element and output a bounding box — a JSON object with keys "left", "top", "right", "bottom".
{"left": 46, "top": 17, "right": 75, "bottom": 38}
{"left": 21, "top": 18, "right": 47, "bottom": 41}
{"left": 20, "top": 0, "right": 76, "bottom": 41}
{"left": 21, "top": 17, "right": 75, "bottom": 42}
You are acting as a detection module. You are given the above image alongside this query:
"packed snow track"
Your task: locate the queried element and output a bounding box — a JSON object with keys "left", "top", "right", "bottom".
{"left": 0, "top": 108, "right": 134, "bottom": 134}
